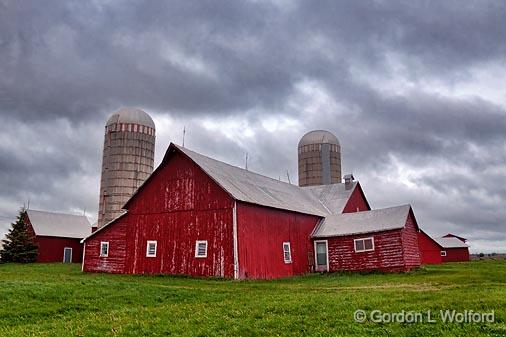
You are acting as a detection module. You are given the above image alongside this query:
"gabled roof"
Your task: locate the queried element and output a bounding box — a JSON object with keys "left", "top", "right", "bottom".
{"left": 434, "top": 237, "right": 469, "bottom": 248}
{"left": 312, "top": 205, "right": 412, "bottom": 238}
{"left": 442, "top": 233, "right": 467, "bottom": 242}
{"left": 26, "top": 210, "right": 91, "bottom": 239}
{"left": 125, "top": 143, "right": 360, "bottom": 217}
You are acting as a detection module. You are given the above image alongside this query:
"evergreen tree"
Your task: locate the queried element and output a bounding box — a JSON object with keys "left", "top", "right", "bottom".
{"left": 0, "top": 209, "right": 38, "bottom": 263}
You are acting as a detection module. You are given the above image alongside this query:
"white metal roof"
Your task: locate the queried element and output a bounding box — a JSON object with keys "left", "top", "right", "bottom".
{"left": 312, "top": 204, "right": 411, "bottom": 237}
{"left": 434, "top": 237, "right": 469, "bottom": 248}
{"left": 175, "top": 145, "right": 357, "bottom": 216}
{"left": 106, "top": 107, "right": 155, "bottom": 129}
{"left": 27, "top": 210, "right": 91, "bottom": 239}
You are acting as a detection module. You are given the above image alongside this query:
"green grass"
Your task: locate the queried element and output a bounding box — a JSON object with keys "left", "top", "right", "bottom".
{"left": 0, "top": 261, "right": 505, "bottom": 336}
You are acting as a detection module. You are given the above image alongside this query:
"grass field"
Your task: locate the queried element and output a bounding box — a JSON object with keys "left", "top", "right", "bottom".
{"left": 0, "top": 260, "right": 505, "bottom": 336}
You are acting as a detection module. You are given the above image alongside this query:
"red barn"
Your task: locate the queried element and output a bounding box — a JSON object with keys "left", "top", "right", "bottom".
{"left": 25, "top": 210, "right": 91, "bottom": 263}
{"left": 433, "top": 236, "right": 470, "bottom": 262}
{"left": 312, "top": 205, "right": 421, "bottom": 272}
{"left": 82, "top": 143, "right": 422, "bottom": 279}
{"left": 417, "top": 231, "right": 470, "bottom": 264}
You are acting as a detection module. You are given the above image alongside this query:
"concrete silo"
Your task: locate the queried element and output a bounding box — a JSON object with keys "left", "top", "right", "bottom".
{"left": 298, "top": 130, "right": 341, "bottom": 187}
{"left": 97, "top": 107, "right": 155, "bottom": 228}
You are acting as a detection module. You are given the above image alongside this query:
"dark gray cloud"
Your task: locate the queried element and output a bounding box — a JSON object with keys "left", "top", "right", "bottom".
{"left": 1, "top": 0, "right": 505, "bottom": 252}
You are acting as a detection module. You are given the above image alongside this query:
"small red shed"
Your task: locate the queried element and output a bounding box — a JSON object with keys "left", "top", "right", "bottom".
{"left": 433, "top": 237, "right": 470, "bottom": 262}
{"left": 311, "top": 205, "right": 421, "bottom": 272}
{"left": 25, "top": 210, "right": 91, "bottom": 263}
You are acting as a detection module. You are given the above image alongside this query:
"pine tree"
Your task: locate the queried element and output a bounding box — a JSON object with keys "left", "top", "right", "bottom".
{"left": 0, "top": 209, "right": 38, "bottom": 263}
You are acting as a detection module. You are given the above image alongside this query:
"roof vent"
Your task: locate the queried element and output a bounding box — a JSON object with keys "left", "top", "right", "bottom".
{"left": 344, "top": 174, "right": 354, "bottom": 190}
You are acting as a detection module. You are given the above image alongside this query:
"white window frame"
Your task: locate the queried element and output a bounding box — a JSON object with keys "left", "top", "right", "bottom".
{"left": 314, "top": 240, "right": 329, "bottom": 272}
{"left": 146, "top": 240, "right": 157, "bottom": 257}
{"left": 354, "top": 237, "right": 375, "bottom": 253}
{"left": 283, "top": 242, "right": 292, "bottom": 264}
{"left": 440, "top": 250, "right": 447, "bottom": 257}
{"left": 195, "top": 240, "right": 208, "bottom": 258}
{"left": 100, "top": 241, "right": 109, "bottom": 257}
{"left": 63, "top": 247, "right": 73, "bottom": 263}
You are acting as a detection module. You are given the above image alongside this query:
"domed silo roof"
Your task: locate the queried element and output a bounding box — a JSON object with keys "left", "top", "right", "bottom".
{"left": 298, "top": 130, "right": 339, "bottom": 147}
{"left": 106, "top": 107, "right": 155, "bottom": 129}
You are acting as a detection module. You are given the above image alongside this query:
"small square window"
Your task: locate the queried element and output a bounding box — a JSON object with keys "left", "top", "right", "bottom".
{"left": 441, "top": 250, "right": 447, "bottom": 257}
{"left": 354, "top": 237, "right": 374, "bottom": 252}
{"left": 100, "top": 242, "right": 109, "bottom": 257}
{"left": 195, "top": 240, "right": 208, "bottom": 258}
{"left": 146, "top": 240, "right": 157, "bottom": 257}
{"left": 283, "top": 242, "right": 292, "bottom": 263}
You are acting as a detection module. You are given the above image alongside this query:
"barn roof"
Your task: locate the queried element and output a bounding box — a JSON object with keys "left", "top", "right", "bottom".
{"left": 312, "top": 204, "right": 412, "bottom": 238}
{"left": 175, "top": 144, "right": 358, "bottom": 216}
{"left": 433, "top": 237, "right": 469, "bottom": 248}
{"left": 26, "top": 210, "right": 91, "bottom": 239}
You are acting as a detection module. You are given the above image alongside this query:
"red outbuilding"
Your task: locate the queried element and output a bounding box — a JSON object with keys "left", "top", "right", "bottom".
{"left": 417, "top": 231, "right": 470, "bottom": 264}
{"left": 82, "top": 143, "right": 424, "bottom": 279}
{"left": 25, "top": 210, "right": 91, "bottom": 263}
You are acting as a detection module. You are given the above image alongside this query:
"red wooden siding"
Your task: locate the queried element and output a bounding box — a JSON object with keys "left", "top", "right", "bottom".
{"left": 400, "top": 212, "right": 421, "bottom": 268}
{"left": 417, "top": 231, "right": 443, "bottom": 264}
{"left": 325, "top": 212, "right": 420, "bottom": 272}
{"left": 342, "top": 184, "right": 370, "bottom": 213}
{"left": 236, "top": 202, "right": 320, "bottom": 279}
{"left": 442, "top": 248, "right": 470, "bottom": 262}
{"left": 84, "top": 151, "right": 235, "bottom": 277}
{"left": 36, "top": 236, "right": 83, "bottom": 263}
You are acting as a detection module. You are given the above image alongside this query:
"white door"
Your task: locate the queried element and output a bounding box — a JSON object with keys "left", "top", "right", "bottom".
{"left": 314, "top": 240, "right": 328, "bottom": 272}
{"left": 63, "top": 247, "right": 72, "bottom": 263}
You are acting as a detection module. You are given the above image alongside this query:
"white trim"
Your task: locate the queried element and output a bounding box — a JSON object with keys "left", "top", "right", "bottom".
{"left": 314, "top": 240, "right": 329, "bottom": 272}
{"left": 440, "top": 250, "right": 447, "bottom": 257}
{"left": 146, "top": 240, "right": 157, "bottom": 257}
{"left": 100, "top": 241, "right": 109, "bottom": 257}
{"left": 283, "top": 242, "right": 292, "bottom": 264}
{"left": 63, "top": 247, "right": 72, "bottom": 263}
{"left": 81, "top": 243, "right": 86, "bottom": 271}
{"left": 354, "top": 237, "right": 375, "bottom": 252}
{"left": 195, "top": 240, "right": 208, "bottom": 258}
{"left": 232, "top": 201, "right": 239, "bottom": 279}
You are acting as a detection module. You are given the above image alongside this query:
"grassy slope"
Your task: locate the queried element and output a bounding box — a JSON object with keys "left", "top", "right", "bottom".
{"left": 0, "top": 260, "right": 504, "bottom": 337}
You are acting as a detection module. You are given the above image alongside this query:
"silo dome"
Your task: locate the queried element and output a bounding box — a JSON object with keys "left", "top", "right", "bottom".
{"left": 298, "top": 130, "right": 340, "bottom": 147}
{"left": 298, "top": 130, "right": 341, "bottom": 187}
{"left": 106, "top": 107, "right": 155, "bottom": 129}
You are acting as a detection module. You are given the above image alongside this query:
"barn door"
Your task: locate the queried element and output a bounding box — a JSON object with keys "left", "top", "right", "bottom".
{"left": 63, "top": 247, "right": 72, "bottom": 263}
{"left": 314, "top": 240, "right": 328, "bottom": 272}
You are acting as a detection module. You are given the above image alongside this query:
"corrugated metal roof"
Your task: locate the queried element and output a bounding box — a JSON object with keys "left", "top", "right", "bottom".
{"left": 27, "top": 210, "right": 91, "bottom": 238}
{"left": 177, "top": 145, "right": 344, "bottom": 216}
{"left": 303, "top": 182, "right": 358, "bottom": 214}
{"left": 434, "top": 237, "right": 469, "bottom": 248}
{"left": 312, "top": 204, "right": 411, "bottom": 237}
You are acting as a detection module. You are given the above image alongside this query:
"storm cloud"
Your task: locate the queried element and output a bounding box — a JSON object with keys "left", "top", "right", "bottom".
{"left": 1, "top": 0, "right": 505, "bottom": 252}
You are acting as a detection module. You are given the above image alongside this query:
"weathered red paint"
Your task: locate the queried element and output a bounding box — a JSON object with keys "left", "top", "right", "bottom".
{"left": 442, "top": 248, "right": 470, "bottom": 262}
{"left": 84, "top": 149, "right": 235, "bottom": 277}
{"left": 417, "top": 230, "right": 443, "bottom": 264}
{"left": 323, "top": 211, "right": 421, "bottom": 272}
{"left": 342, "top": 183, "right": 371, "bottom": 213}
{"left": 236, "top": 202, "right": 320, "bottom": 279}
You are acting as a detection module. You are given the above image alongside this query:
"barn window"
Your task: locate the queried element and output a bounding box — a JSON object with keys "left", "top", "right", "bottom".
{"left": 440, "top": 250, "right": 447, "bottom": 257}
{"left": 195, "top": 240, "right": 208, "bottom": 258}
{"left": 146, "top": 240, "right": 157, "bottom": 257}
{"left": 100, "top": 242, "right": 109, "bottom": 257}
{"left": 354, "top": 237, "right": 374, "bottom": 252}
{"left": 283, "top": 242, "right": 292, "bottom": 263}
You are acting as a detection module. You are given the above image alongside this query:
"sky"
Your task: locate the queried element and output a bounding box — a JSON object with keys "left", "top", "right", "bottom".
{"left": 1, "top": 0, "right": 505, "bottom": 253}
